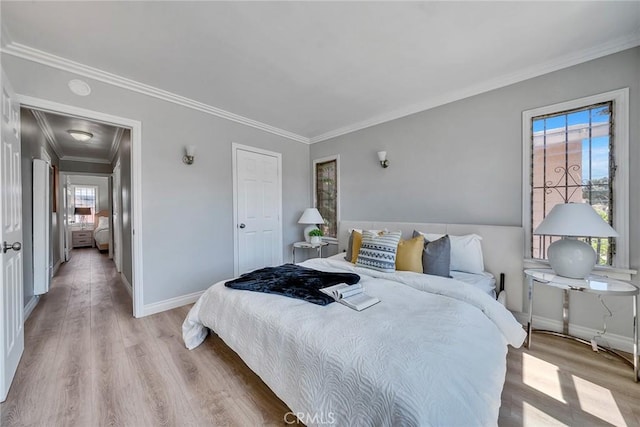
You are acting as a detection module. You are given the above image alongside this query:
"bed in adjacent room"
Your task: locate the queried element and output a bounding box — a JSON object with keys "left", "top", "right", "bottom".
{"left": 183, "top": 222, "right": 526, "bottom": 426}
{"left": 93, "top": 210, "right": 110, "bottom": 251}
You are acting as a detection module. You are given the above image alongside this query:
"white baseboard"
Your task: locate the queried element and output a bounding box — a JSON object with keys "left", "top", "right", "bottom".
{"left": 24, "top": 295, "right": 40, "bottom": 321}
{"left": 120, "top": 272, "right": 132, "bottom": 297}
{"left": 142, "top": 290, "right": 204, "bottom": 317}
{"left": 51, "top": 259, "right": 61, "bottom": 276}
{"left": 512, "top": 311, "right": 634, "bottom": 354}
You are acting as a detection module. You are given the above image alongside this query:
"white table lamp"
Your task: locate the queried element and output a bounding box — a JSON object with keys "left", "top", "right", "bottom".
{"left": 298, "top": 208, "right": 324, "bottom": 242}
{"left": 534, "top": 203, "right": 618, "bottom": 279}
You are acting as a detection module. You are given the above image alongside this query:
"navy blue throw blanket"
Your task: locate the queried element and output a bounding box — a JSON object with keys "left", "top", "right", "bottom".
{"left": 225, "top": 264, "right": 360, "bottom": 305}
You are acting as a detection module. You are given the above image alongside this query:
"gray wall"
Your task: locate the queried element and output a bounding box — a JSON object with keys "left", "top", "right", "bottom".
{"left": 113, "top": 129, "right": 133, "bottom": 286}
{"left": 60, "top": 160, "right": 112, "bottom": 174}
{"left": 20, "top": 108, "right": 61, "bottom": 305}
{"left": 3, "top": 53, "right": 311, "bottom": 306}
{"left": 9, "top": 41, "right": 636, "bottom": 337}
{"left": 311, "top": 47, "right": 640, "bottom": 338}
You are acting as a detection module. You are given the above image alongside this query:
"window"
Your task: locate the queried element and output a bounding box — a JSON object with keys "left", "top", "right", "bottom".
{"left": 71, "top": 185, "right": 97, "bottom": 225}
{"left": 523, "top": 89, "right": 629, "bottom": 268}
{"left": 314, "top": 156, "right": 339, "bottom": 239}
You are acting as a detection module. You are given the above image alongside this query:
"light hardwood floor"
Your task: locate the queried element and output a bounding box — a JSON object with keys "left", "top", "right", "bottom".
{"left": 1, "top": 248, "right": 639, "bottom": 426}
{"left": 0, "top": 249, "right": 289, "bottom": 426}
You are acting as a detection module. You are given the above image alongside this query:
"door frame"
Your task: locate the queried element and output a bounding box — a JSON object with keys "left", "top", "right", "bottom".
{"left": 231, "top": 143, "right": 283, "bottom": 277}
{"left": 62, "top": 171, "right": 112, "bottom": 262}
{"left": 16, "top": 95, "right": 145, "bottom": 318}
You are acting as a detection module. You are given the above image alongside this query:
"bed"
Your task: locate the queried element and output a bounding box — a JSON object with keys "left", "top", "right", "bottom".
{"left": 93, "top": 210, "right": 110, "bottom": 251}
{"left": 183, "top": 222, "right": 526, "bottom": 426}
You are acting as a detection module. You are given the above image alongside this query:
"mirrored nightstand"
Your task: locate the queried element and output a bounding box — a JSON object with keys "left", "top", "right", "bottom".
{"left": 292, "top": 241, "right": 328, "bottom": 263}
{"left": 525, "top": 268, "right": 639, "bottom": 381}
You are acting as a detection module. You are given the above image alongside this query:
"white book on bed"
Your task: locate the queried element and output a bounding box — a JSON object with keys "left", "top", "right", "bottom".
{"left": 320, "top": 283, "right": 380, "bottom": 311}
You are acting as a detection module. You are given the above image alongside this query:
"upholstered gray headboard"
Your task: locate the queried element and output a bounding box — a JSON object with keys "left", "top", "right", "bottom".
{"left": 338, "top": 221, "right": 525, "bottom": 313}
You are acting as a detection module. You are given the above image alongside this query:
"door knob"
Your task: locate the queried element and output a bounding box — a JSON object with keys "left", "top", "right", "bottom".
{"left": 239, "top": 223, "right": 246, "bottom": 229}
{"left": 3, "top": 241, "right": 21, "bottom": 254}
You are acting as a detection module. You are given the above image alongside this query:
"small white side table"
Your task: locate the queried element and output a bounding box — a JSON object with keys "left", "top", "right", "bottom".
{"left": 525, "top": 268, "right": 639, "bottom": 381}
{"left": 292, "top": 241, "right": 328, "bottom": 263}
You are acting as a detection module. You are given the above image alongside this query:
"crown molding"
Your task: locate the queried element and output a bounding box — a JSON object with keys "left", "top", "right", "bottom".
{"left": 4, "top": 28, "right": 638, "bottom": 147}
{"left": 60, "top": 155, "right": 112, "bottom": 165}
{"left": 2, "top": 42, "right": 311, "bottom": 144}
{"left": 30, "top": 109, "right": 65, "bottom": 158}
{"left": 309, "top": 31, "right": 640, "bottom": 144}
{"left": 1, "top": 23, "right": 15, "bottom": 49}
{"left": 109, "top": 127, "right": 124, "bottom": 163}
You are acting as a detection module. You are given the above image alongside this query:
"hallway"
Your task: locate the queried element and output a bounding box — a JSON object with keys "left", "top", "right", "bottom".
{"left": 0, "top": 248, "right": 288, "bottom": 426}
{"left": 1, "top": 248, "right": 131, "bottom": 425}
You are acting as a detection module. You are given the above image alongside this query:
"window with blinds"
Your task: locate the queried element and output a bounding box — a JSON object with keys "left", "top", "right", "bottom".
{"left": 72, "top": 186, "right": 97, "bottom": 224}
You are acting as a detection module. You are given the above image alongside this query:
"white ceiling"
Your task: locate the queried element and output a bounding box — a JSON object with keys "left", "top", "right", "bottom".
{"left": 3, "top": 2, "right": 640, "bottom": 143}
{"left": 27, "top": 108, "right": 122, "bottom": 164}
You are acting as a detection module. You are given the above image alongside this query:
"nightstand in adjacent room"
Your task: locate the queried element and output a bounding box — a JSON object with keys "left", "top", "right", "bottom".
{"left": 72, "top": 229, "right": 93, "bottom": 248}
{"left": 525, "top": 268, "right": 639, "bottom": 381}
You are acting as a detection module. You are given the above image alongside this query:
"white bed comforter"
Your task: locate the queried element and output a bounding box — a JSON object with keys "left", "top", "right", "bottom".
{"left": 183, "top": 258, "right": 526, "bottom": 426}
{"left": 93, "top": 226, "right": 109, "bottom": 245}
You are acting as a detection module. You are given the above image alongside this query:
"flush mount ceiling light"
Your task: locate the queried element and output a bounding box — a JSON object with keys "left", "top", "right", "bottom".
{"left": 67, "top": 130, "right": 94, "bottom": 142}
{"left": 68, "top": 79, "right": 91, "bottom": 96}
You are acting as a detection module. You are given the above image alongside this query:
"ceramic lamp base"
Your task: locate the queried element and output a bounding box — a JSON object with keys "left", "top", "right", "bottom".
{"left": 548, "top": 237, "right": 597, "bottom": 279}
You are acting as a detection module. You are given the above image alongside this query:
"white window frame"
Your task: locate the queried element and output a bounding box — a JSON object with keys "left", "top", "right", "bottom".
{"left": 313, "top": 155, "right": 340, "bottom": 244}
{"left": 70, "top": 184, "right": 99, "bottom": 226}
{"left": 522, "top": 88, "right": 629, "bottom": 269}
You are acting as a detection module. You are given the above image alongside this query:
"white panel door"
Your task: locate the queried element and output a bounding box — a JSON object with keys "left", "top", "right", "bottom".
{"left": 234, "top": 145, "right": 282, "bottom": 276}
{"left": 0, "top": 69, "right": 24, "bottom": 402}
{"left": 64, "top": 178, "right": 72, "bottom": 262}
{"left": 61, "top": 177, "right": 71, "bottom": 262}
{"left": 32, "top": 159, "right": 50, "bottom": 295}
{"left": 112, "top": 162, "right": 122, "bottom": 272}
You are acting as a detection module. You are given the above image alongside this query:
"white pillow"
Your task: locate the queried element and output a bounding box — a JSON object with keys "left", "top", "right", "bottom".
{"left": 97, "top": 216, "right": 109, "bottom": 230}
{"left": 418, "top": 232, "right": 484, "bottom": 274}
{"left": 347, "top": 228, "right": 388, "bottom": 233}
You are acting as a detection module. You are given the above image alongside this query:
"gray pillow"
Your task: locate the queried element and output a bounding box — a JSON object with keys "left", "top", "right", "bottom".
{"left": 412, "top": 230, "right": 451, "bottom": 278}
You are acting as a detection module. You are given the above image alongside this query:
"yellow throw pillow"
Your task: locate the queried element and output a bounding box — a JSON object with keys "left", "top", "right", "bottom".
{"left": 350, "top": 231, "right": 363, "bottom": 263}
{"left": 396, "top": 235, "right": 425, "bottom": 273}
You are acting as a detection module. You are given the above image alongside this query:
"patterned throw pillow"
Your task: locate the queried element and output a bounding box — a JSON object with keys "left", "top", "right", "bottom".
{"left": 356, "top": 231, "right": 402, "bottom": 272}
{"left": 345, "top": 229, "right": 387, "bottom": 263}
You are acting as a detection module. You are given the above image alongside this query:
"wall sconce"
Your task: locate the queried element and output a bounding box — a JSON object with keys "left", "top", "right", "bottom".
{"left": 377, "top": 151, "right": 389, "bottom": 168}
{"left": 183, "top": 145, "right": 196, "bottom": 165}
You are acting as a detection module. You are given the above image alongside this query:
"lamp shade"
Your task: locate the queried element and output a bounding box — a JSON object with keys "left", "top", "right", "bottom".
{"left": 298, "top": 208, "right": 324, "bottom": 225}
{"left": 534, "top": 203, "right": 617, "bottom": 278}
{"left": 534, "top": 203, "right": 618, "bottom": 238}
{"left": 74, "top": 207, "right": 92, "bottom": 216}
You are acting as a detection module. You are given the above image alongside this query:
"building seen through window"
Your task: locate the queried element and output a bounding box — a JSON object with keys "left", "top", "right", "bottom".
{"left": 531, "top": 102, "right": 614, "bottom": 265}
